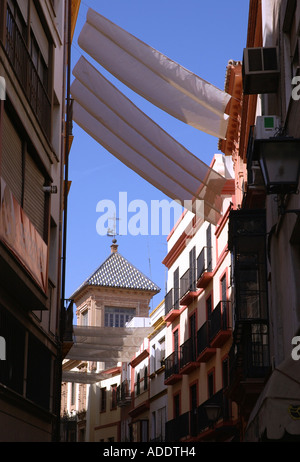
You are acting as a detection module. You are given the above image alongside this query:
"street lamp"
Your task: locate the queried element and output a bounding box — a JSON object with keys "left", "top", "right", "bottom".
{"left": 253, "top": 136, "right": 300, "bottom": 215}
{"left": 204, "top": 403, "right": 221, "bottom": 427}
{"left": 257, "top": 137, "right": 300, "bottom": 195}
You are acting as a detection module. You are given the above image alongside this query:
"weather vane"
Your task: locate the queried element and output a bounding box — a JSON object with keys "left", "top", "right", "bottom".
{"left": 107, "top": 213, "right": 121, "bottom": 241}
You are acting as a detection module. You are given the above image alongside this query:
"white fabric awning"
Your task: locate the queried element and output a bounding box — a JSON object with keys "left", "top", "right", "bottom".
{"left": 245, "top": 357, "right": 300, "bottom": 441}
{"left": 65, "top": 325, "right": 152, "bottom": 363}
{"left": 71, "top": 56, "right": 227, "bottom": 225}
{"left": 78, "top": 8, "right": 231, "bottom": 140}
{"left": 62, "top": 370, "right": 112, "bottom": 384}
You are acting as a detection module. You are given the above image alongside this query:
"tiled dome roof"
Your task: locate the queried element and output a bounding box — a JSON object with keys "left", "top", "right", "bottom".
{"left": 73, "top": 249, "right": 160, "bottom": 295}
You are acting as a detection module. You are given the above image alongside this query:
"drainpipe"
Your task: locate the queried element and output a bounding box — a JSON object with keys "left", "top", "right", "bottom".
{"left": 54, "top": 0, "right": 72, "bottom": 442}
{"left": 61, "top": 0, "right": 72, "bottom": 338}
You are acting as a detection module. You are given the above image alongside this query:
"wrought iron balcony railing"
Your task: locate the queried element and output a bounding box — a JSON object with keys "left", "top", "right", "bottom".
{"left": 179, "top": 268, "right": 197, "bottom": 306}
{"left": 117, "top": 379, "right": 131, "bottom": 406}
{"left": 165, "top": 389, "right": 233, "bottom": 442}
{"left": 180, "top": 336, "right": 197, "bottom": 372}
{"left": 209, "top": 300, "right": 231, "bottom": 347}
{"left": 5, "top": 5, "right": 51, "bottom": 140}
{"left": 164, "top": 351, "right": 181, "bottom": 383}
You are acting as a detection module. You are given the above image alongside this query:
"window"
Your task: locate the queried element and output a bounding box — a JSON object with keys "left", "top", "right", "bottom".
{"left": 0, "top": 307, "right": 25, "bottom": 395}
{"left": 250, "top": 324, "right": 269, "bottom": 368}
{"left": 189, "top": 246, "right": 196, "bottom": 291}
{"left": 206, "top": 295, "right": 212, "bottom": 321}
{"left": 151, "top": 344, "right": 156, "bottom": 374}
{"left": 71, "top": 382, "right": 76, "bottom": 406}
{"left": 189, "top": 313, "right": 197, "bottom": 358}
{"left": 1, "top": 110, "right": 48, "bottom": 240}
{"left": 5, "top": 0, "right": 52, "bottom": 138}
{"left": 26, "top": 334, "right": 52, "bottom": 410}
{"left": 111, "top": 384, "right": 117, "bottom": 409}
{"left": 190, "top": 383, "right": 198, "bottom": 435}
{"left": 151, "top": 412, "right": 156, "bottom": 440}
{"left": 144, "top": 366, "right": 148, "bottom": 391}
{"left": 100, "top": 387, "right": 107, "bottom": 412}
{"left": 173, "top": 329, "right": 179, "bottom": 367}
{"left": 81, "top": 310, "right": 88, "bottom": 326}
{"left": 173, "top": 393, "right": 180, "bottom": 418}
{"left": 136, "top": 372, "right": 140, "bottom": 396}
{"left": 159, "top": 337, "right": 165, "bottom": 366}
{"left": 222, "top": 357, "right": 229, "bottom": 388}
{"left": 206, "top": 224, "right": 212, "bottom": 271}
{"left": 221, "top": 273, "right": 227, "bottom": 301}
{"left": 173, "top": 268, "right": 179, "bottom": 309}
{"left": 30, "top": 31, "right": 48, "bottom": 90}
{"left": 104, "top": 307, "right": 135, "bottom": 327}
{"left": 208, "top": 371, "right": 214, "bottom": 398}
{"left": 157, "top": 407, "right": 166, "bottom": 441}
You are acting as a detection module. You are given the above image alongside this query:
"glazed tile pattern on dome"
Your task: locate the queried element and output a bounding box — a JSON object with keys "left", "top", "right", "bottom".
{"left": 82, "top": 252, "right": 160, "bottom": 292}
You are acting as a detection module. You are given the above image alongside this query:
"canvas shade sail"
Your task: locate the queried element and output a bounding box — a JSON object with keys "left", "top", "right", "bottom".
{"left": 71, "top": 56, "right": 227, "bottom": 225}
{"left": 65, "top": 325, "right": 152, "bottom": 363}
{"left": 78, "top": 8, "right": 231, "bottom": 140}
{"left": 245, "top": 357, "right": 300, "bottom": 441}
{"left": 62, "top": 371, "right": 112, "bottom": 384}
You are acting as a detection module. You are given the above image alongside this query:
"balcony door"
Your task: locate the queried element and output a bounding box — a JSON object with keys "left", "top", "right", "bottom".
{"left": 221, "top": 274, "right": 227, "bottom": 302}
{"left": 190, "top": 383, "right": 198, "bottom": 436}
{"left": 206, "top": 224, "right": 212, "bottom": 271}
{"left": 189, "top": 312, "right": 196, "bottom": 359}
{"left": 189, "top": 247, "right": 196, "bottom": 291}
{"left": 173, "top": 329, "right": 179, "bottom": 369}
{"left": 173, "top": 267, "right": 179, "bottom": 309}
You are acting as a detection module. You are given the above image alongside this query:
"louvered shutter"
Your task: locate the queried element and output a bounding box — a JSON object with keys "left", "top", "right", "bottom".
{"left": 1, "top": 112, "right": 23, "bottom": 204}
{"left": 23, "top": 151, "right": 45, "bottom": 238}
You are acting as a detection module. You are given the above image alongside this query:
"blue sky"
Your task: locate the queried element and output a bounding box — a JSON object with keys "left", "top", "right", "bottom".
{"left": 66, "top": 0, "right": 250, "bottom": 312}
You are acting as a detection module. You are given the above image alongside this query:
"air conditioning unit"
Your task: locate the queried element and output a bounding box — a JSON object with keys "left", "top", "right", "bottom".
{"left": 255, "top": 115, "right": 281, "bottom": 139}
{"left": 242, "top": 47, "right": 280, "bottom": 94}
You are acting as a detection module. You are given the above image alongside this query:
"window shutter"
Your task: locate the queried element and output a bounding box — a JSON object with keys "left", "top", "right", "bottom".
{"left": 1, "top": 112, "right": 23, "bottom": 204}
{"left": 23, "top": 151, "right": 45, "bottom": 238}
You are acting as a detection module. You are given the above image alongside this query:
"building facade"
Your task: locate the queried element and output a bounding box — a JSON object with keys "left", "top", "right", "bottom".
{"left": 60, "top": 240, "right": 160, "bottom": 442}
{"left": 0, "top": 0, "right": 79, "bottom": 442}
{"left": 227, "top": 0, "right": 300, "bottom": 442}
{"left": 162, "top": 153, "right": 240, "bottom": 442}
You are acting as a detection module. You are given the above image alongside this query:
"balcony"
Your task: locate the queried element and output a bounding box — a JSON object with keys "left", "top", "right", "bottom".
{"left": 4, "top": 5, "right": 51, "bottom": 140}
{"left": 196, "top": 247, "right": 213, "bottom": 289}
{"left": 179, "top": 268, "right": 198, "bottom": 306}
{"left": 228, "top": 322, "right": 270, "bottom": 419}
{"left": 228, "top": 208, "right": 270, "bottom": 416}
{"left": 164, "top": 288, "right": 181, "bottom": 323}
{"left": 117, "top": 379, "right": 132, "bottom": 407}
{"left": 180, "top": 337, "right": 199, "bottom": 374}
{"left": 165, "top": 389, "right": 236, "bottom": 442}
{"left": 196, "top": 389, "right": 235, "bottom": 441}
{"left": 165, "top": 411, "right": 189, "bottom": 442}
{"left": 209, "top": 301, "right": 232, "bottom": 348}
{"left": 196, "top": 321, "right": 216, "bottom": 362}
{"left": 164, "top": 351, "right": 182, "bottom": 385}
